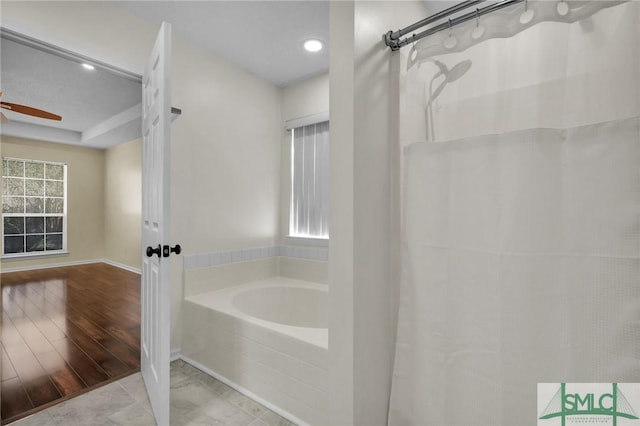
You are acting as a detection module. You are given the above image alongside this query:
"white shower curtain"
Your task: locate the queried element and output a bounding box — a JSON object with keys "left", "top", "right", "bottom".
{"left": 389, "top": 2, "right": 640, "bottom": 425}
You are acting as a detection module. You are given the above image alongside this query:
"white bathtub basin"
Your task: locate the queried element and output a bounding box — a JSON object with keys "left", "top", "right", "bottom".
{"left": 232, "top": 286, "right": 328, "bottom": 329}
{"left": 184, "top": 277, "right": 328, "bottom": 348}
{"left": 182, "top": 276, "right": 329, "bottom": 425}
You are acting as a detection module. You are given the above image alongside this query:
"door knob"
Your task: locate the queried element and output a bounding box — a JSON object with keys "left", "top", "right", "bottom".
{"left": 146, "top": 244, "right": 161, "bottom": 258}
{"left": 163, "top": 244, "right": 182, "bottom": 257}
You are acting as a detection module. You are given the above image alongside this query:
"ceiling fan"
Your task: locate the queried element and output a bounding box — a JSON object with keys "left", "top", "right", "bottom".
{"left": 0, "top": 91, "right": 62, "bottom": 122}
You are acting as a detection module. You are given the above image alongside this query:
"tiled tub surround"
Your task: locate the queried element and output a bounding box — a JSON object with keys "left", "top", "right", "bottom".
{"left": 183, "top": 252, "right": 328, "bottom": 298}
{"left": 181, "top": 249, "right": 329, "bottom": 425}
{"left": 183, "top": 245, "right": 328, "bottom": 270}
{"left": 182, "top": 278, "right": 329, "bottom": 425}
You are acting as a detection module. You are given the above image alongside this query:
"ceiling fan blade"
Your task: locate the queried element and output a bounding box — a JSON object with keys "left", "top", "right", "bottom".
{"left": 0, "top": 101, "right": 62, "bottom": 121}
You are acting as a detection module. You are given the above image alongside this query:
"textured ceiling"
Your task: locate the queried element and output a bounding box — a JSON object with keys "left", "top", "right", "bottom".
{"left": 115, "top": 1, "right": 330, "bottom": 88}
{"left": 1, "top": 38, "right": 142, "bottom": 133}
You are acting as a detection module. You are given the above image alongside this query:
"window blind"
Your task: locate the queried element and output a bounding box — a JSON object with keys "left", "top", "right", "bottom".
{"left": 290, "top": 121, "right": 329, "bottom": 239}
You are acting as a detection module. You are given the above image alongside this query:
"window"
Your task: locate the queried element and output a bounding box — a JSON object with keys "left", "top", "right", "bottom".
{"left": 290, "top": 121, "right": 329, "bottom": 239}
{"left": 2, "top": 158, "right": 66, "bottom": 257}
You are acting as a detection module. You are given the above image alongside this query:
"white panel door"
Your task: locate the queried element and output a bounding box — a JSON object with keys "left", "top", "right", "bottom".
{"left": 141, "top": 21, "right": 172, "bottom": 426}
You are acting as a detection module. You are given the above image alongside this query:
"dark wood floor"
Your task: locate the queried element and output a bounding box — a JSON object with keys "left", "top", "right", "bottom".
{"left": 1, "top": 263, "right": 141, "bottom": 424}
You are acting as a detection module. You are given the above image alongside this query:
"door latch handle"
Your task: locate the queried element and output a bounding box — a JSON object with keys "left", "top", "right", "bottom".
{"left": 163, "top": 244, "right": 182, "bottom": 258}
{"left": 146, "top": 244, "right": 161, "bottom": 258}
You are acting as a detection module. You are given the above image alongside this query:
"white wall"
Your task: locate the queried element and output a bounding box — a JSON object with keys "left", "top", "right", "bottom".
{"left": 171, "top": 41, "right": 282, "bottom": 254}
{"left": 104, "top": 138, "right": 142, "bottom": 271}
{"left": 1, "top": 1, "right": 283, "bottom": 353}
{"left": 329, "top": 3, "right": 355, "bottom": 423}
{"left": 329, "top": 1, "right": 427, "bottom": 425}
{"left": 282, "top": 73, "right": 329, "bottom": 122}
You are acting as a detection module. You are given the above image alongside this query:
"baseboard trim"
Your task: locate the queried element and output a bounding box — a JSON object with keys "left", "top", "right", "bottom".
{"left": 170, "top": 348, "right": 181, "bottom": 362}
{"left": 0, "top": 258, "right": 103, "bottom": 273}
{"left": 102, "top": 259, "right": 141, "bottom": 275}
{"left": 1, "top": 258, "right": 142, "bottom": 274}
{"left": 179, "top": 355, "right": 309, "bottom": 426}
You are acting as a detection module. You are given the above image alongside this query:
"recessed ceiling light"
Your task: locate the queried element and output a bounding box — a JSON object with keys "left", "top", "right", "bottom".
{"left": 82, "top": 63, "right": 95, "bottom": 71}
{"left": 303, "top": 39, "right": 323, "bottom": 53}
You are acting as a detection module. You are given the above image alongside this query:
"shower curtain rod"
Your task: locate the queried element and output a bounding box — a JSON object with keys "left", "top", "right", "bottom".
{"left": 384, "top": 0, "right": 525, "bottom": 51}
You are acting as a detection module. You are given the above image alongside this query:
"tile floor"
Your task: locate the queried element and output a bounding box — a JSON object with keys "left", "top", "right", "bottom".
{"left": 10, "top": 360, "right": 296, "bottom": 426}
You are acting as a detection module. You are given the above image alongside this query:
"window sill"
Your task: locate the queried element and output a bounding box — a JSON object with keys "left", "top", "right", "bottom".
{"left": 285, "top": 236, "right": 329, "bottom": 247}
{"left": 2, "top": 251, "right": 69, "bottom": 261}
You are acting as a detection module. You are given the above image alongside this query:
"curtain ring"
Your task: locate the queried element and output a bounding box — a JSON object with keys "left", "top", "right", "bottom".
{"left": 411, "top": 37, "right": 418, "bottom": 63}
{"left": 520, "top": 0, "right": 534, "bottom": 24}
{"left": 471, "top": 7, "right": 485, "bottom": 39}
{"left": 412, "top": 37, "right": 416, "bottom": 54}
{"left": 444, "top": 17, "right": 458, "bottom": 49}
{"left": 557, "top": 0, "right": 569, "bottom": 16}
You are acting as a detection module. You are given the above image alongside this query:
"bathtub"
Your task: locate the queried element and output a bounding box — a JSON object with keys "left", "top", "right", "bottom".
{"left": 181, "top": 277, "right": 329, "bottom": 425}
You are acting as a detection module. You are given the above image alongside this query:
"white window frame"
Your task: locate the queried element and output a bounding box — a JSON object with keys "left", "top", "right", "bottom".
{"left": 287, "top": 118, "right": 330, "bottom": 243}
{"left": 2, "top": 157, "right": 68, "bottom": 259}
